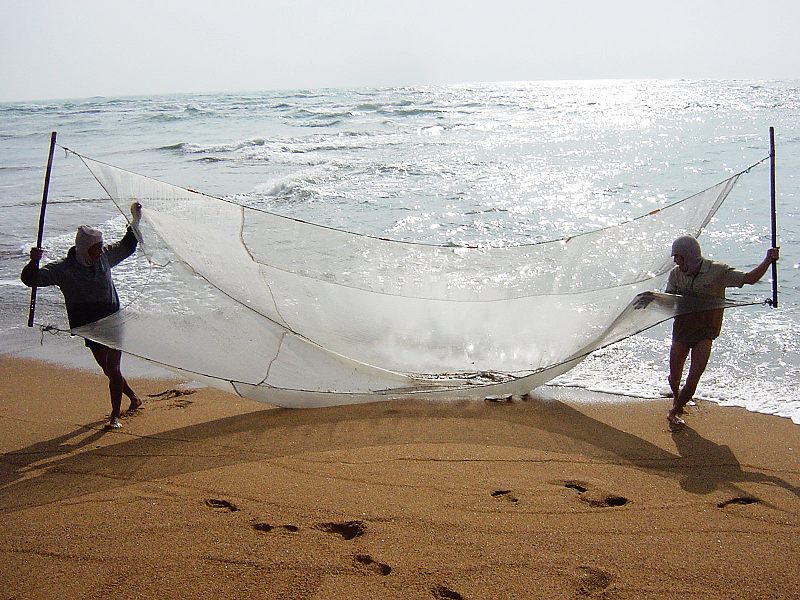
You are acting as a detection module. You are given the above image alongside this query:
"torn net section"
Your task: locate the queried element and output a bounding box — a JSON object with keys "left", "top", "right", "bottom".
{"left": 71, "top": 155, "right": 748, "bottom": 407}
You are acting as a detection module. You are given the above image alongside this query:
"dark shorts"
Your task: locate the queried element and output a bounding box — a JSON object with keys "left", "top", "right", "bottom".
{"left": 672, "top": 317, "right": 718, "bottom": 348}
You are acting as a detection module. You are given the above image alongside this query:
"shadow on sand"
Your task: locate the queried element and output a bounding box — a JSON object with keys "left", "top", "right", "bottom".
{"left": 1, "top": 396, "right": 796, "bottom": 514}
{"left": 670, "top": 424, "right": 798, "bottom": 498}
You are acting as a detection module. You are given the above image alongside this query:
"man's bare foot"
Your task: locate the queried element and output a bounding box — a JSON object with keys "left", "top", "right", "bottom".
{"left": 667, "top": 411, "right": 685, "bottom": 429}
{"left": 106, "top": 417, "right": 122, "bottom": 429}
{"left": 127, "top": 398, "right": 143, "bottom": 412}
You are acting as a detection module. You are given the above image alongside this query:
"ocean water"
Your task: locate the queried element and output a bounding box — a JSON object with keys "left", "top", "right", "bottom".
{"left": 1, "top": 80, "right": 798, "bottom": 422}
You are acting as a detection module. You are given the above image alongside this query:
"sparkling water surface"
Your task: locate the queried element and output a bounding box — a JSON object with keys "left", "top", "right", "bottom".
{"left": 1, "top": 80, "right": 798, "bottom": 421}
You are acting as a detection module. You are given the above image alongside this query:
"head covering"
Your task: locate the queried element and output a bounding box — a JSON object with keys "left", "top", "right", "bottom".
{"left": 671, "top": 235, "right": 703, "bottom": 272}
{"left": 75, "top": 225, "right": 103, "bottom": 266}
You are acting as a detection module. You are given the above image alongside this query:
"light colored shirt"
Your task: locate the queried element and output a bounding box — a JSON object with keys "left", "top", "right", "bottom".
{"left": 666, "top": 258, "right": 745, "bottom": 298}
{"left": 665, "top": 258, "right": 746, "bottom": 341}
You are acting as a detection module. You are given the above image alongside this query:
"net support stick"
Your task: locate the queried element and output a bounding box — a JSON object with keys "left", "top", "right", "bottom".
{"left": 27, "top": 131, "right": 58, "bottom": 327}
{"left": 768, "top": 127, "right": 778, "bottom": 308}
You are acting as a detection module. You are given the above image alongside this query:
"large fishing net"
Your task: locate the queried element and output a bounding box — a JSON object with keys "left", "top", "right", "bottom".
{"left": 61, "top": 154, "right": 762, "bottom": 407}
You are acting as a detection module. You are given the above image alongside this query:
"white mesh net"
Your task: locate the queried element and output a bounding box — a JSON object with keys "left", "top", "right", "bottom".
{"left": 69, "top": 155, "right": 752, "bottom": 407}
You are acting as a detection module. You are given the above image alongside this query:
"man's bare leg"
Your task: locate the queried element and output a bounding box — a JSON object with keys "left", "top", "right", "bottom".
{"left": 90, "top": 346, "right": 140, "bottom": 426}
{"left": 668, "top": 340, "right": 689, "bottom": 400}
{"left": 125, "top": 380, "right": 142, "bottom": 411}
{"left": 668, "top": 339, "right": 712, "bottom": 425}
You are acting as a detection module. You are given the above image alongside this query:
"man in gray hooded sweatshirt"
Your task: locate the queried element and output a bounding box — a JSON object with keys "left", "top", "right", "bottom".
{"left": 21, "top": 202, "right": 142, "bottom": 429}
{"left": 665, "top": 235, "right": 779, "bottom": 427}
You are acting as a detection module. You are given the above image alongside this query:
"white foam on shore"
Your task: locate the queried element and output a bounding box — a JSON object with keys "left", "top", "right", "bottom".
{"left": 4, "top": 323, "right": 797, "bottom": 424}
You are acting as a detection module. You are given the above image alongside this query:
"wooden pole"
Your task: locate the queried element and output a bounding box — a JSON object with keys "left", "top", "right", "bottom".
{"left": 768, "top": 127, "right": 778, "bottom": 308}
{"left": 27, "top": 131, "right": 58, "bottom": 327}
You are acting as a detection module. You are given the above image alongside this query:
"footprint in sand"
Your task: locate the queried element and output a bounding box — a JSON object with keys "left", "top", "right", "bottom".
{"left": 491, "top": 489, "right": 519, "bottom": 503}
{"left": 252, "top": 522, "right": 299, "bottom": 533}
{"left": 563, "top": 481, "right": 630, "bottom": 508}
{"left": 576, "top": 565, "right": 614, "bottom": 595}
{"left": 253, "top": 520, "right": 365, "bottom": 538}
{"left": 354, "top": 554, "right": 391, "bottom": 576}
{"left": 431, "top": 584, "right": 464, "bottom": 599}
{"left": 315, "top": 522, "right": 389, "bottom": 577}
{"left": 315, "top": 520, "right": 367, "bottom": 540}
{"left": 148, "top": 388, "right": 196, "bottom": 409}
{"left": 205, "top": 498, "right": 240, "bottom": 512}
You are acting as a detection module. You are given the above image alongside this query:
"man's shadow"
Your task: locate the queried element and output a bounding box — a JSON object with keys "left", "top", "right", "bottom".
{"left": 0, "top": 421, "right": 108, "bottom": 488}
{"left": 670, "top": 425, "right": 799, "bottom": 498}
{"left": 485, "top": 399, "right": 799, "bottom": 500}
{"left": 0, "top": 398, "right": 796, "bottom": 515}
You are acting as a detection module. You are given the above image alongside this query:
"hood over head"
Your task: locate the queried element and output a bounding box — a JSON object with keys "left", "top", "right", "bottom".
{"left": 671, "top": 235, "right": 703, "bottom": 272}
{"left": 75, "top": 225, "right": 103, "bottom": 266}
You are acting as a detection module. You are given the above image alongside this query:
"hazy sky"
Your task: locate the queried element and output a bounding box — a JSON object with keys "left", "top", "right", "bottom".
{"left": 2, "top": 0, "right": 798, "bottom": 102}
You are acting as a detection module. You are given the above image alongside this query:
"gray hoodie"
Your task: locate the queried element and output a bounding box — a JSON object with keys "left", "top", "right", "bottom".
{"left": 21, "top": 227, "right": 138, "bottom": 328}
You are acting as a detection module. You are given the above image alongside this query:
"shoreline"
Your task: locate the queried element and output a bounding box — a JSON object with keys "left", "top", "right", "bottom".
{"left": 1, "top": 354, "right": 798, "bottom": 598}
{"left": 5, "top": 325, "right": 798, "bottom": 424}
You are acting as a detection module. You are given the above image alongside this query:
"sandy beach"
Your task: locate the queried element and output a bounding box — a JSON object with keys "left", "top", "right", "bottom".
{"left": 1, "top": 355, "right": 798, "bottom": 599}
